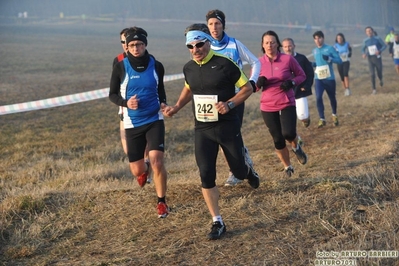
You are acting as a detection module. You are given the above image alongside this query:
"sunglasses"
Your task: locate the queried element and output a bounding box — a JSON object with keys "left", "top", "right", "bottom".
{"left": 186, "top": 41, "right": 207, "bottom": 49}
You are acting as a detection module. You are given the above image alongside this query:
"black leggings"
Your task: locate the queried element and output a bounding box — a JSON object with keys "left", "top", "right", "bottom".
{"left": 195, "top": 119, "right": 248, "bottom": 188}
{"left": 368, "top": 56, "right": 383, "bottom": 90}
{"left": 261, "top": 106, "right": 297, "bottom": 150}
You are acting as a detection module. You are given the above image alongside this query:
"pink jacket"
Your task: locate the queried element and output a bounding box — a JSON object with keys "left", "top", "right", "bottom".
{"left": 258, "top": 53, "right": 306, "bottom": 112}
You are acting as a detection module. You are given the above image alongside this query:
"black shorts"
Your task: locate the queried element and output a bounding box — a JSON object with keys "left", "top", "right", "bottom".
{"left": 336, "top": 61, "right": 350, "bottom": 81}
{"left": 125, "top": 120, "right": 165, "bottom": 162}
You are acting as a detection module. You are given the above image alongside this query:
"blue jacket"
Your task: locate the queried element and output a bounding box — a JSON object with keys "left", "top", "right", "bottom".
{"left": 312, "top": 44, "right": 342, "bottom": 80}
{"left": 361, "top": 36, "right": 387, "bottom": 57}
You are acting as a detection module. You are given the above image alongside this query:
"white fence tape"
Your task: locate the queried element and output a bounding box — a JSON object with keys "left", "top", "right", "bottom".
{"left": 0, "top": 73, "right": 184, "bottom": 115}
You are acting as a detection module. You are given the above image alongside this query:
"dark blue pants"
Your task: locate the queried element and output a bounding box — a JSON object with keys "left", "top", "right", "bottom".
{"left": 315, "top": 79, "right": 337, "bottom": 120}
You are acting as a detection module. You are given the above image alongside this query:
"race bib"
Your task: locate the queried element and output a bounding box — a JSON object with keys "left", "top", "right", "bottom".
{"left": 368, "top": 45, "right": 377, "bottom": 56}
{"left": 193, "top": 94, "right": 218, "bottom": 122}
{"left": 315, "top": 65, "right": 331, "bottom": 79}
{"left": 340, "top": 52, "right": 349, "bottom": 62}
{"left": 394, "top": 48, "right": 399, "bottom": 59}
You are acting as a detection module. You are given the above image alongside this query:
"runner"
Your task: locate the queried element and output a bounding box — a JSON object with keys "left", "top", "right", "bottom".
{"left": 361, "top": 26, "right": 387, "bottom": 94}
{"left": 333, "top": 33, "right": 352, "bottom": 96}
{"left": 163, "top": 26, "right": 260, "bottom": 240}
{"left": 312, "top": 30, "right": 342, "bottom": 128}
{"left": 109, "top": 27, "right": 169, "bottom": 218}
{"left": 206, "top": 9, "right": 260, "bottom": 186}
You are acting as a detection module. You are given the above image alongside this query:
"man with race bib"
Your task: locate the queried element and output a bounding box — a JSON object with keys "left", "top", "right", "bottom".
{"left": 312, "top": 30, "right": 342, "bottom": 128}
{"left": 163, "top": 26, "right": 260, "bottom": 240}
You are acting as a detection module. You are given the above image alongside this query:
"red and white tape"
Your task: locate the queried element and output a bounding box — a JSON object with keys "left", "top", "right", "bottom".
{"left": 0, "top": 73, "right": 184, "bottom": 115}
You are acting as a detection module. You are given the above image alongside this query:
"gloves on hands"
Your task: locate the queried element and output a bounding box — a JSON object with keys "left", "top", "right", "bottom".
{"left": 280, "top": 80, "right": 295, "bottom": 91}
{"left": 256, "top": 76, "right": 268, "bottom": 91}
{"left": 348, "top": 47, "right": 352, "bottom": 58}
{"left": 249, "top": 80, "right": 257, "bottom": 92}
{"left": 322, "top": 54, "right": 331, "bottom": 62}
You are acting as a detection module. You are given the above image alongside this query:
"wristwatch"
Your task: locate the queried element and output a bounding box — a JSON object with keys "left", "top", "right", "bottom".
{"left": 227, "top": 101, "right": 235, "bottom": 110}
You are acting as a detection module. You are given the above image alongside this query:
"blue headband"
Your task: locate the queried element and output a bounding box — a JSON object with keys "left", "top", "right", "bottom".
{"left": 185, "top": 30, "right": 213, "bottom": 45}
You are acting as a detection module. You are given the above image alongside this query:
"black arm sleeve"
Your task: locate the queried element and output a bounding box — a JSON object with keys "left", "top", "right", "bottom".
{"left": 109, "top": 62, "right": 128, "bottom": 107}
{"left": 155, "top": 61, "right": 167, "bottom": 104}
{"left": 296, "top": 54, "right": 314, "bottom": 90}
{"left": 112, "top": 57, "right": 118, "bottom": 69}
{"left": 303, "top": 59, "right": 314, "bottom": 89}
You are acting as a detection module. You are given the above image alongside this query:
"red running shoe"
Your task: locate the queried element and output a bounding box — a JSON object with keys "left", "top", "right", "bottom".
{"left": 157, "top": 202, "right": 170, "bottom": 218}
{"left": 137, "top": 161, "right": 150, "bottom": 187}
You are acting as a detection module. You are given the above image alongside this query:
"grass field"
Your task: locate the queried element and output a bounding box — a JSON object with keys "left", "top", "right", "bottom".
{"left": 0, "top": 19, "right": 399, "bottom": 266}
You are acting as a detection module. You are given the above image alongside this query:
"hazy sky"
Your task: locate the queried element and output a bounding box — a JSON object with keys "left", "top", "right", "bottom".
{"left": 1, "top": 0, "right": 398, "bottom": 29}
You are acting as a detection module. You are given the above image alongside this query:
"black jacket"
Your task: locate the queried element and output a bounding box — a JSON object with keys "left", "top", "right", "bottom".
{"left": 293, "top": 53, "right": 314, "bottom": 99}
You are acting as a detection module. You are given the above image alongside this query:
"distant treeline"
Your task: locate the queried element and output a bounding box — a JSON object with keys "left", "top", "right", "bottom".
{"left": 1, "top": 0, "right": 398, "bottom": 30}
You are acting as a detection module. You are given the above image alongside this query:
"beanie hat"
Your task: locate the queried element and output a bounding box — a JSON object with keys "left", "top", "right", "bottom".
{"left": 125, "top": 27, "right": 148, "bottom": 46}
{"left": 206, "top": 10, "right": 225, "bottom": 28}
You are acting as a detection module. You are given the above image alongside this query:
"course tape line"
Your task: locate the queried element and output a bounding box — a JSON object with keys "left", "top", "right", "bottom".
{"left": 1, "top": 43, "right": 362, "bottom": 116}
{"left": 0, "top": 73, "right": 184, "bottom": 115}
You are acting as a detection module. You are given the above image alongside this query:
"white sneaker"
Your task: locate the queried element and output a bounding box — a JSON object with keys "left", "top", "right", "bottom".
{"left": 344, "top": 88, "right": 351, "bottom": 96}
{"left": 224, "top": 173, "right": 243, "bottom": 186}
{"left": 284, "top": 165, "right": 294, "bottom": 177}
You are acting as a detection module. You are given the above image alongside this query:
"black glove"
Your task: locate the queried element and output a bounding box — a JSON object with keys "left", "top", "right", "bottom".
{"left": 256, "top": 76, "right": 268, "bottom": 90}
{"left": 348, "top": 47, "right": 352, "bottom": 58}
{"left": 322, "top": 54, "right": 331, "bottom": 62}
{"left": 118, "top": 113, "right": 124, "bottom": 121}
{"left": 280, "top": 80, "right": 295, "bottom": 91}
{"left": 249, "top": 80, "right": 256, "bottom": 92}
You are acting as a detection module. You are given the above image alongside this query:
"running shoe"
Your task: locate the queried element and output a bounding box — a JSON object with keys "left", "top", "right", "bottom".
{"left": 344, "top": 88, "right": 351, "bottom": 96}
{"left": 246, "top": 165, "right": 260, "bottom": 189}
{"left": 318, "top": 119, "right": 326, "bottom": 128}
{"left": 302, "top": 118, "right": 311, "bottom": 128}
{"left": 284, "top": 165, "right": 294, "bottom": 177}
{"left": 137, "top": 161, "right": 150, "bottom": 187}
{"left": 332, "top": 115, "right": 339, "bottom": 126}
{"left": 292, "top": 144, "right": 308, "bottom": 165}
{"left": 157, "top": 202, "right": 170, "bottom": 218}
{"left": 380, "top": 80, "right": 384, "bottom": 87}
{"left": 224, "top": 173, "right": 243, "bottom": 186}
{"left": 372, "top": 89, "right": 377, "bottom": 95}
{"left": 207, "top": 221, "right": 226, "bottom": 240}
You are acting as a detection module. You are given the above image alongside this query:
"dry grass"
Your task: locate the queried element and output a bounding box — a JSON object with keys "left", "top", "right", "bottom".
{"left": 1, "top": 20, "right": 399, "bottom": 266}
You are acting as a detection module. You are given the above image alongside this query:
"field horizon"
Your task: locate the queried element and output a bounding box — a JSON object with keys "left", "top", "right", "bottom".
{"left": 1, "top": 20, "right": 399, "bottom": 266}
